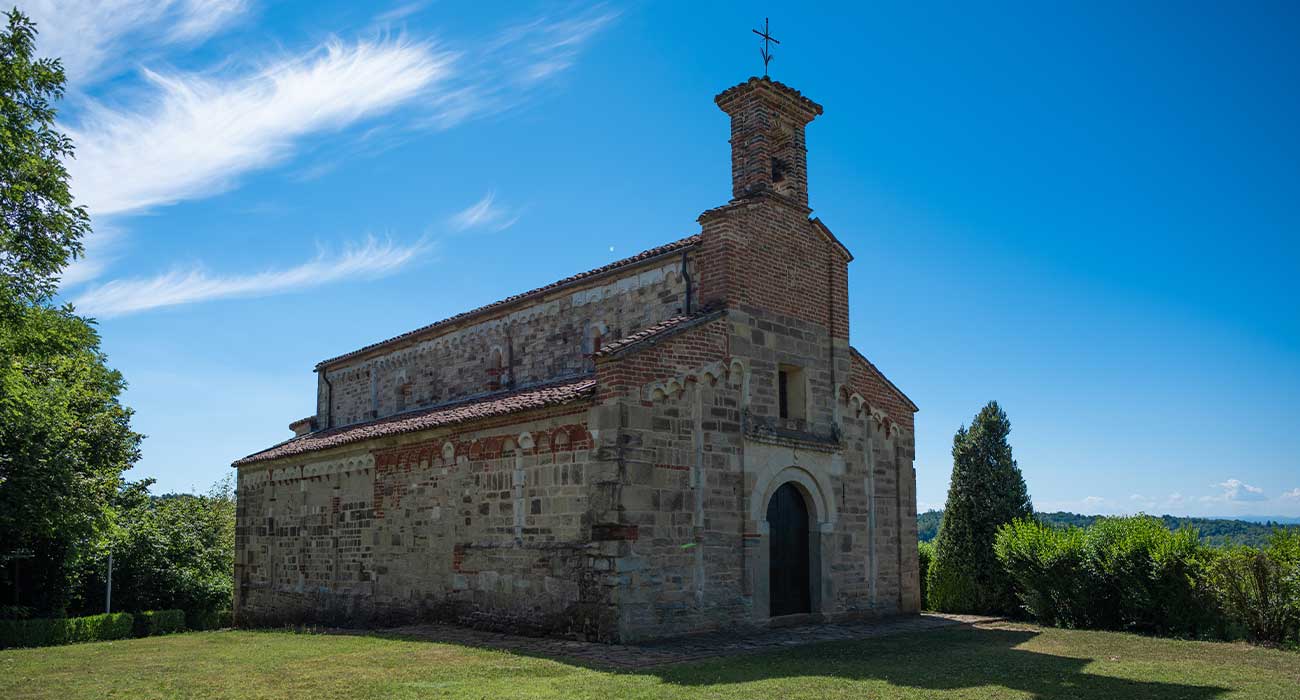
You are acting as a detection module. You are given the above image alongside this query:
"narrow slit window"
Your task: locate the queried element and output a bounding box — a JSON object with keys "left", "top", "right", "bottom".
{"left": 778, "top": 370, "right": 790, "bottom": 418}
{"left": 778, "top": 364, "right": 806, "bottom": 421}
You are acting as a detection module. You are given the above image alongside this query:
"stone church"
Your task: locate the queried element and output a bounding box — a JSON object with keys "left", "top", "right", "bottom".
{"left": 233, "top": 75, "right": 921, "bottom": 642}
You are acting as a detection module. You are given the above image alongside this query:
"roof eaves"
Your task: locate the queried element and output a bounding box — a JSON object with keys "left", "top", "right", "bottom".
{"left": 232, "top": 376, "right": 596, "bottom": 467}
{"left": 315, "top": 235, "right": 701, "bottom": 370}
{"left": 594, "top": 309, "right": 725, "bottom": 359}
{"left": 849, "top": 346, "right": 919, "bottom": 412}
{"left": 810, "top": 218, "right": 853, "bottom": 262}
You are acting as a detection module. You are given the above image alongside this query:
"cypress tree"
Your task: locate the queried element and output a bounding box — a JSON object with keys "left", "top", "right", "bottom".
{"left": 928, "top": 401, "right": 1033, "bottom": 614}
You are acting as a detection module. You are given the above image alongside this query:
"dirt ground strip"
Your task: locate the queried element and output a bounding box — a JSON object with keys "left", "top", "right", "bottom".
{"left": 350, "top": 613, "right": 1002, "bottom": 669}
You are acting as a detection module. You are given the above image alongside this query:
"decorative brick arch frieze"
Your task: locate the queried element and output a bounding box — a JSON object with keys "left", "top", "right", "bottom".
{"left": 255, "top": 453, "right": 376, "bottom": 492}
{"left": 834, "top": 382, "right": 911, "bottom": 441}
{"left": 643, "top": 358, "right": 745, "bottom": 404}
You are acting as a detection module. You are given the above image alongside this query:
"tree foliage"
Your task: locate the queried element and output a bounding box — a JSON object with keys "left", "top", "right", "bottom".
{"left": 0, "top": 297, "right": 140, "bottom": 614}
{"left": 0, "top": 9, "right": 140, "bottom": 616}
{"left": 74, "top": 477, "right": 235, "bottom": 617}
{"left": 0, "top": 9, "right": 88, "bottom": 303}
{"left": 927, "top": 401, "right": 1033, "bottom": 614}
{"left": 920, "top": 509, "right": 1298, "bottom": 549}
{"left": 1208, "top": 530, "right": 1300, "bottom": 644}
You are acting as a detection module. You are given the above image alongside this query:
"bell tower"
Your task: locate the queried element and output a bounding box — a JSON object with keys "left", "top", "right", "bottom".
{"left": 715, "top": 77, "right": 823, "bottom": 207}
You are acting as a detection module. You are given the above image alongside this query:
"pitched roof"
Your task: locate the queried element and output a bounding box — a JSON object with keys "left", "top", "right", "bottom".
{"left": 849, "top": 347, "right": 918, "bottom": 412}
{"left": 594, "top": 310, "right": 723, "bottom": 358}
{"left": 232, "top": 377, "right": 596, "bottom": 466}
{"left": 316, "top": 235, "right": 701, "bottom": 369}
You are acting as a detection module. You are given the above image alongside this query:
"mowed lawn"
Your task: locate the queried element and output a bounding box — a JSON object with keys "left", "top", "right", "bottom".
{"left": 1, "top": 622, "right": 1297, "bottom": 700}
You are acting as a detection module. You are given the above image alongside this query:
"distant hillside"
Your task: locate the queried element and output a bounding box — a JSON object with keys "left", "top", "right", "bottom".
{"left": 917, "top": 509, "right": 1299, "bottom": 548}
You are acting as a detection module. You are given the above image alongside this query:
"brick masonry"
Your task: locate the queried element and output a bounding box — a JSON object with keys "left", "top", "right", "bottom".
{"left": 234, "top": 76, "right": 920, "bottom": 642}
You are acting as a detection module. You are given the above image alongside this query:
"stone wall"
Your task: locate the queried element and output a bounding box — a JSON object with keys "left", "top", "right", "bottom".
{"left": 234, "top": 403, "right": 620, "bottom": 638}
{"left": 317, "top": 254, "right": 696, "bottom": 428}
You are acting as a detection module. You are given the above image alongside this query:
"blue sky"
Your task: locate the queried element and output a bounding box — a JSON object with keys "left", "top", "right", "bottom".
{"left": 33, "top": 1, "right": 1300, "bottom": 516}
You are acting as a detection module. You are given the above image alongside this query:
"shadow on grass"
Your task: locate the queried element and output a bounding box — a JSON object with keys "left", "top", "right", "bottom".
{"left": 646, "top": 625, "right": 1231, "bottom": 699}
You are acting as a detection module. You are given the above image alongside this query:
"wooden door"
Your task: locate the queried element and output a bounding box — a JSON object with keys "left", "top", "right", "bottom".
{"left": 767, "top": 482, "right": 811, "bottom": 616}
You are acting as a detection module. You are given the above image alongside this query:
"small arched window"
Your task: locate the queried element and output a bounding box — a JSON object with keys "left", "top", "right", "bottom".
{"left": 584, "top": 322, "right": 607, "bottom": 357}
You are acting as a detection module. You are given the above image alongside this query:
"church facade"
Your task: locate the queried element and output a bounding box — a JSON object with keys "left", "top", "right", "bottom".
{"left": 233, "top": 76, "right": 921, "bottom": 642}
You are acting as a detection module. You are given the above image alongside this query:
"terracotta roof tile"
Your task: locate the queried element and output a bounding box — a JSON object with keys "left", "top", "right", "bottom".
{"left": 317, "top": 235, "right": 700, "bottom": 369}
{"left": 232, "top": 377, "right": 595, "bottom": 466}
{"left": 594, "top": 310, "right": 723, "bottom": 358}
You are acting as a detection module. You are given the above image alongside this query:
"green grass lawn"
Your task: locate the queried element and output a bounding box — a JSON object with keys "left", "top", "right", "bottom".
{"left": 1, "top": 622, "right": 1296, "bottom": 699}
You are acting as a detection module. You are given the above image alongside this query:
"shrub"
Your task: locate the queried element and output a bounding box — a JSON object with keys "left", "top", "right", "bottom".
{"left": 133, "top": 609, "right": 186, "bottom": 637}
{"left": 1209, "top": 530, "right": 1300, "bottom": 644}
{"left": 0, "top": 612, "right": 134, "bottom": 649}
{"left": 187, "top": 608, "right": 233, "bottom": 631}
{"left": 918, "top": 541, "right": 935, "bottom": 609}
{"left": 1082, "top": 516, "right": 1216, "bottom": 635}
{"left": 67, "top": 612, "right": 135, "bottom": 643}
{"left": 995, "top": 519, "right": 1091, "bottom": 627}
{"left": 996, "top": 516, "right": 1218, "bottom": 636}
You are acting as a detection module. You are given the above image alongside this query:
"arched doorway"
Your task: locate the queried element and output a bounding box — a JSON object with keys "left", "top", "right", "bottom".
{"left": 766, "top": 482, "right": 811, "bottom": 616}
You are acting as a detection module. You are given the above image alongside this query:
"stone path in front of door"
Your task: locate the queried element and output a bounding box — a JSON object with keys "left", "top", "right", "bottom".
{"left": 367, "top": 613, "right": 1001, "bottom": 669}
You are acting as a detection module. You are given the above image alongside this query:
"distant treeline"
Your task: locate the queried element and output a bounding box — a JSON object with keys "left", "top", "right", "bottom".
{"left": 918, "top": 509, "right": 1299, "bottom": 548}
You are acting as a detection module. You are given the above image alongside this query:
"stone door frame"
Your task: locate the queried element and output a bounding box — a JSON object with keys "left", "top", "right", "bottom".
{"left": 747, "top": 461, "right": 837, "bottom": 623}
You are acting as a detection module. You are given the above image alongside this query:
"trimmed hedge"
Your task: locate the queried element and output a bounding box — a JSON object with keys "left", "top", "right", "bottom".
{"left": 0, "top": 612, "right": 134, "bottom": 649}
{"left": 133, "top": 609, "right": 186, "bottom": 638}
{"left": 186, "top": 609, "right": 233, "bottom": 631}
{"left": 918, "top": 541, "right": 935, "bottom": 609}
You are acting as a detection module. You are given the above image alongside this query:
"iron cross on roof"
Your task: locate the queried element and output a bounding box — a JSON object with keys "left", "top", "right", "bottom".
{"left": 753, "top": 17, "right": 779, "bottom": 77}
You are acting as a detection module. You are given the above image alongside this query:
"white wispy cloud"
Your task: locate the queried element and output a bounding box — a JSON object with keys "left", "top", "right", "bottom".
{"left": 1281, "top": 488, "right": 1300, "bottom": 500}
{"left": 1202, "top": 478, "right": 1268, "bottom": 503}
{"left": 494, "top": 9, "right": 618, "bottom": 83}
{"left": 374, "top": 1, "right": 429, "bottom": 25}
{"left": 170, "top": 0, "right": 248, "bottom": 41}
{"left": 420, "top": 6, "right": 619, "bottom": 129}
{"left": 50, "top": 6, "right": 615, "bottom": 297}
{"left": 449, "top": 192, "right": 519, "bottom": 232}
{"left": 66, "top": 38, "right": 452, "bottom": 217}
{"left": 72, "top": 236, "right": 431, "bottom": 317}
{"left": 25, "top": 0, "right": 248, "bottom": 83}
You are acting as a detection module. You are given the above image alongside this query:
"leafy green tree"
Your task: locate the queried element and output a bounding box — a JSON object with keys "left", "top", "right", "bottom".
{"left": 75, "top": 477, "right": 235, "bottom": 616}
{"left": 928, "top": 401, "right": 1033, "bottom": 614}
{"left": 0, "top": 9, "right": 140, "bottom": 615}
{"left": 0, "top": 297, "right": 141, "bottom": 614}
{"left": 0, "top": 9, "right": 88, "bottom": 303}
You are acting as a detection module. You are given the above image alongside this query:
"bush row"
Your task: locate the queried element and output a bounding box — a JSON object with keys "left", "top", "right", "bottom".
{"left": 0, "top": 612, "right": 134, "bottom": 649}
{"left": 918, "top": 540, "right": 935, "bottom": 609}
{"left": 0, "top": 608, "right": 232, "bottom": 649}
{"left": 992, "top": 516, "right": 1300, "bottom": 644}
